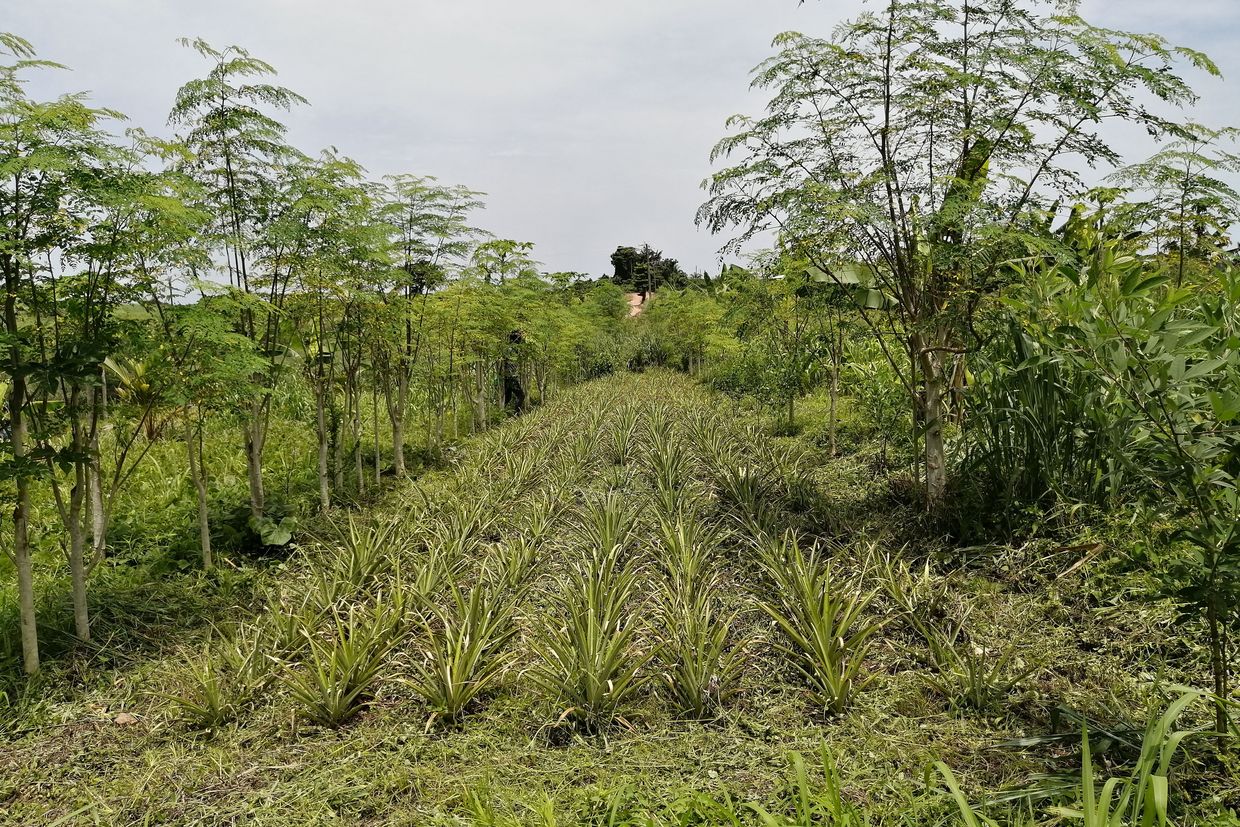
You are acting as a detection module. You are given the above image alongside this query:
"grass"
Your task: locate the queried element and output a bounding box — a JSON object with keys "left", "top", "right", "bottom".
{"left": 1, "top": 371, "right": 1236, "bottom": 824}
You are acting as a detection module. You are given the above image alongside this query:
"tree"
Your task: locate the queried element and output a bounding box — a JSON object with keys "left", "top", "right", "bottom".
{"left": 637, "top": 288, "right": 727, "bottom": 375}
{"left": 30, "top": 139, "right": 205, "bottom": 640}
{"left": 378, "top": 175, "right": 484, "bottom": 475}
{"left": 1, "top": 33, "right": 132, "bottom": 670}
{"left": 169, "top": 38, "right": 307, "bottom": 521}
{"left": 1111, "top": 124, "right": 1240, "bottom": 286}
{"left": 700, "top": 0, "right": 1217, "bottom": 506}
{"left": 610, "top": 244, "right": 685, "bottom": 299}
{"left": 159, "top": 302, "right": 264, "bottom": 570}
{"left": 471, "top": 239, "right": 538, "bottom": 285}
{"left": 279, "top": 151, "right": 392, "bottom": 509}
{"left": 547, "top": 271, "right": 590, "bottom": 304}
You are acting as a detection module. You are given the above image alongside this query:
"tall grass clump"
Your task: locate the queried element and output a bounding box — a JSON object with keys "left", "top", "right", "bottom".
{"left": 1051, "top": 692, "right": 1200, "bottom": 827}
{"left": 939, "top": 691, "right": 1202, "bottom": 826}
{"left": 957, "top": 322, "right": 1122, "bottom": 531}
{"left": 748, "top": 748, "right": 873, "bottom": 826}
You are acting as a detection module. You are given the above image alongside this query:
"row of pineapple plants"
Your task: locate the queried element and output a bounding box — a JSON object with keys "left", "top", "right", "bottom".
{"left": 155, "top": 372, "right": 1205, "bottom": 826}
{"left": 164, "top": 373, "right": 1060, "bottom": 734}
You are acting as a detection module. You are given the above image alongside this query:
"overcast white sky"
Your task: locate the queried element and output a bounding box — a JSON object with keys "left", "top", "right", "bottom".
{"left": 9, "top": 1, "right": 1240, "bottom": 275}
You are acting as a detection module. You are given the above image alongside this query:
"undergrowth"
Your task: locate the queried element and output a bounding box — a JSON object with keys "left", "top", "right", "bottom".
{"left": 1, "top": 372, "right": 1235, "bottom": 825}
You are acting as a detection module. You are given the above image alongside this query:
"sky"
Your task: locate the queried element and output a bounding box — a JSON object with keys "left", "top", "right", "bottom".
{"left": 8, "top": 0, "right": 1240, "bottom": 277}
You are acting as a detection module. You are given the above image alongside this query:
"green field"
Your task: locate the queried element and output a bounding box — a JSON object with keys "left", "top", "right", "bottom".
{"left": 3, "top": 372, "right": 1233, "bottom": 825}
{"left": 5, "top": 2, "right": 1240, "bottom": 823}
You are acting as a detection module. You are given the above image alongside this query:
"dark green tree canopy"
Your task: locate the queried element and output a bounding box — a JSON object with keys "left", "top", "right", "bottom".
{"left": 610, "top": 244, "right": 686, "bottom": 298}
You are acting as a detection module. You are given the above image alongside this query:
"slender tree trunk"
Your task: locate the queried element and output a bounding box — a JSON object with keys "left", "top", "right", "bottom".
{"left": 474, "top": 362, "right": 487, "bottom": 432}
{"left": 78, "top": 396, "right": 108, "bottom": 636}
{"left": 372, "top": 381, "right": 382, "bottom": 486}
{"left": 185, "top": 415, "right": 212, "bottom": 570}
{"left": 392, "top": 412, "right": 406, "bottom": 475}
{"left": 917, "top": 341, "right": 948, "bottom": 507}
{"left": 332, "top": 401, "right": 345, "bottom": 493}
{"left": 55, "top": 391, "right": 91, "bottom": 642}
{"left": 88, "top": 386, "right": 106, "bottom": 564}
{"left": 449, "top": 380, "right": 458, "bottom": 440}
{"left": 244, "top": 415, "right": 266, "bottom": 520}
{"left": 351, "top": 383, "right": 363, "bottom": 492}
{"left": 828, "top": 363, "right": 839, "bottom": 457}
{"left": 391, "top": 372, "right": 408, "bottom": 476}
{"left": 435, "top": 376, "right": 447, "bottom": 448}
{"left": 13, "top": 466, "right": 38, "bottom": 674}
{"left": 315, "top": 385, "right": 331, "bottom": 512}
{"left": 68, "top": 456, "right": 90, "bottom": 641}
{"left": 88, "top": 457, "right": 105, "bottom": 562}
{"left": 6, "top": 260, "right": 38, "bottom": 673}
{"left": 1207, "top": 597, "right": 1231, "bottom": 735}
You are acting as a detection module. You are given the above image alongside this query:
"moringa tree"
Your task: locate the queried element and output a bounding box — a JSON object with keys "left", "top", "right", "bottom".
{"left": 169, "top": 38, "right": 307, "bottom": 521}
{"left": 379, "top": 175, "right": 485, "bottom": 476}
{"left": 471, "top": 239, "right": 538, "bottom": 286}
{"left": 1111, "top": 124, "right": 1240, "bottom": 287}
{"left": 699, "top": 0, "right": 1218, "bottom": 506}
{"left": 159, "top": 300, "right": 264, "bottom": 570}
{"left": 276, "top": 153, "right": 357, "bottom": 512}
{"left": 30, "top": 138, "right": 206, "bottom": 641}
{"left": 1, "top": 33, "right": 133, "bottom": 670}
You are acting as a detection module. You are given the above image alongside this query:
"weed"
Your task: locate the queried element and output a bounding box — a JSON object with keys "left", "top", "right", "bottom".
{"left": 748, "top": 748, "right": 871, "bottom": 826}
